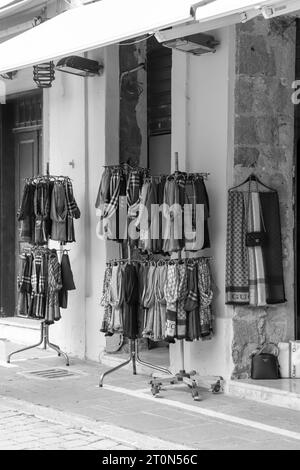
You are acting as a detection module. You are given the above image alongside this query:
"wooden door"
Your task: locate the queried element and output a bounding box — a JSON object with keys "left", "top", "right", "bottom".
{"left": 0, "top": 91, "right": 42, "bottom": 317}
{"left": 15, "top": 129, "right": 42, "bottom": 267}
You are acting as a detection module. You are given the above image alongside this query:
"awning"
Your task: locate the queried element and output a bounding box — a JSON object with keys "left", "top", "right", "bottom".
{"left": 0, "top": 0, "right": 195, "bottom": 73}
{"left": 0, "top": 0, "right": 298, "bottom": 74}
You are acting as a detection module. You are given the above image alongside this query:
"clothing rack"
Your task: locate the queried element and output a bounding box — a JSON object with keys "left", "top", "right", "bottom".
{"left": 99, "top": 153, "right": 222, "bottom": 400}
{"left": 7, "top": 171, "right": 72, "bottom": 366}
{"left": 99, "top": 242, "right": 173, "bottom": 387}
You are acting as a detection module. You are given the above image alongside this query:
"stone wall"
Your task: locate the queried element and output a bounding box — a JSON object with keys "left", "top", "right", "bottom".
{"left": 232, "top": 16, "right": 296, "bottom": 378}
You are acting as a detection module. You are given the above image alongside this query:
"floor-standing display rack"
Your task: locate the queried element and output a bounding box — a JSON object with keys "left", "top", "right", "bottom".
{"left": 7, "top": 174, "right": 72, "bottom": 366}
{"left": 99, "top": 153, "right": 224, "bottom": 400}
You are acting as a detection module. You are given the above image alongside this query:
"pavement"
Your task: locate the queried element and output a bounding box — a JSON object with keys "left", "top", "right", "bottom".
{"left": 0, "top": 345, "right": 300, "bottom": 450}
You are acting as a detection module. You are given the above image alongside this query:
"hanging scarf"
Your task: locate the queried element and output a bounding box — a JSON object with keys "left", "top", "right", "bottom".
{"left": 154, "top": 264, "right": 168, "bottom": 341}
{"left": 225, "top": 191, "right": 249, "bottom": 305}
{"left": 100, "top": 264, "right": 113, "bottom": 334}
{"left": 142, "top": 265, "right": 156, "bottom": 339}
{"left": 246, "top": 192, "right": 267, "bottom": 307}
{"left": 50, "top": 182, "right": 68, "bottom": 242}
{"left": 17, "top": 253, "right": 33, "bottom": 317}
{"left": 123, "top": 263, "right": 139, "bottom": 339}
{"left": 46, "top": 251, "right": 62, "bottom": 323}
{"left": 198, "top": 258, "right": 213, "bottom": 338}
{"left": 259, "top": 191, "right": 286, "bottom": 304}
{"left": 185, "top": 263, "right": 199, "bottom": 341}
{"left": 177, "top": 263, "right": 188, "bottom": 339}
{"left": 164, "top": 264, "right": 179, "bottom": 342}
{"left": 108, "top": 264, "right": 124, "bottom": 333}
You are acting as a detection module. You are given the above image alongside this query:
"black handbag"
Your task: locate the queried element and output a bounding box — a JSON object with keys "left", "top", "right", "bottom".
{"left": 245, "top": 231, "right": 268, "bottom": 247}
{"left": 250, "top": 343, "right": 280, "bottom": 380}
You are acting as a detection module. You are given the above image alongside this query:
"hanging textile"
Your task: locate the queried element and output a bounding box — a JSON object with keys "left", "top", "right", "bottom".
{"left": 16, "top": 247, "right": 76, "bottom": 322}
{"left": 95, "top": 165, "right": 210, "bottom": 253}
{"left": 225, "top": 191, "right": 249, "bottom": 305}
{"left": 225, "top": 175, "right": 285, "bottom": 306}
{"left": 18, "top": 176, "right": 80, "bottom": 245}
{"left": 100, "top": 257, "right": 214, "bottom": 342}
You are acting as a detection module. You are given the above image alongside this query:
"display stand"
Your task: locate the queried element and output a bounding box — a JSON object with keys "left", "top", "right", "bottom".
{"left": 99, "top": 243, "right": 173, "bottom": 387}
{"left": 7, "top": 319, "right": 69, "bottom": 366}
{"left": 99, "top": 153, "right": 224, "bottom": 400}
{"left": 7, "top": 172, "right": 71, "bottom": 367}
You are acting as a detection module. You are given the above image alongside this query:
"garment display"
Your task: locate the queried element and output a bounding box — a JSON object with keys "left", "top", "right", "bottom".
{"left": 95, "top": 165, "right": 210, "bottom": 253}
{"left": 225, "top": 175, "right": 286, "bottom": 306}
{"left": 16, "top": 247, "right": 76, "bottom": 323}
{"left": 100, "top": 257, "right": 214, "bottom": 342}
{"left": 18, "top": 175, "right": 80, "bottom": 244}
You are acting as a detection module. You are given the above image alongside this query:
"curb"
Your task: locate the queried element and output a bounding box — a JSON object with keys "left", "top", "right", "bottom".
{"left": 0, "top": 395, "right": 192, "bottom": 450}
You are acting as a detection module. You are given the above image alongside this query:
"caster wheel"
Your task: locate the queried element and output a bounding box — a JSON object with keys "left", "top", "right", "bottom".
{"left": 212, "top": 381, "right": 221, "bottom": 393}
{"left": 191, "top": 389, "right": 202, "bottom": 401}
{"left": 151, "top": 385, "right": 160, "bottom": 396}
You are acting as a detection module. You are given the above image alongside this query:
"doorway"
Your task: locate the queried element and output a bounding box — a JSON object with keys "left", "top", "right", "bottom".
{"left": 0, "top": 90, "right": 43, "bottom": 317}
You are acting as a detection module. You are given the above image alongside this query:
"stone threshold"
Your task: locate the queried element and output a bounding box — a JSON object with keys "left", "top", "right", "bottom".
{"left": 227, "top": 378, "right": 300, "bottom": 412}
{"left": 0, "top": 316, "right": 42, "bottom": 330}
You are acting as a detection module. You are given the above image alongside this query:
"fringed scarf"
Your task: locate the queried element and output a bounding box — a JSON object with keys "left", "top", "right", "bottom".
{"left": 198, "top": 259, "right": 213, "bottom": 338}
{"left": 108, "top": 264, "right": 124, "bottom": 333}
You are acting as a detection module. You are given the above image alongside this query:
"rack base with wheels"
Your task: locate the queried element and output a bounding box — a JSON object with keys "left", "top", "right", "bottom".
{"left": 7, "top": 320, "right": 70, "bottom": 366}
{"left": 149, "top": 373, "right": 224, "bottom": 401}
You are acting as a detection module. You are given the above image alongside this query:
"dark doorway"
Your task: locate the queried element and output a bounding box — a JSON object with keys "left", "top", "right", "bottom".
{"left": 296, "top": 19, "right": 300, "bottom": 339}
{"left": 0, "top": 90, "right": 42, "bottom": 317}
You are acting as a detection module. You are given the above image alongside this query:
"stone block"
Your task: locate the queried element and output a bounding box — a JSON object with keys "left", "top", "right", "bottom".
{"left": 237, "top": 34, "right": 276, "bottom": 76}
{"left": 234, "top": 146, "right": 259, "bottom": 167}
{"left": 235, "top": 116, "right": 258, "bottom": 145}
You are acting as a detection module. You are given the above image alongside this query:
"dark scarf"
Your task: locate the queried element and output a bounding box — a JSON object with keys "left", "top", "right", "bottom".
{"left": 259, "top": 191, "right": 286, "bottom": 304}
{"left": 123, "top": 264, "right": 139, "bottom": 339}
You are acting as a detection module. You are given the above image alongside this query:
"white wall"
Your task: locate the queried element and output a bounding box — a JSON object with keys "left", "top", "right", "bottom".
{"left": 47, "top": 46, "right": 120, "bottom": 361}
{"left": 170, "top": 27, "right": 235, "bottom": 379}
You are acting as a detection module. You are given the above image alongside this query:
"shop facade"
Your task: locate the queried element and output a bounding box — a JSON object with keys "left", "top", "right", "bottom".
{"left": 0, "top": 0, "right": 298, "bottom": 381}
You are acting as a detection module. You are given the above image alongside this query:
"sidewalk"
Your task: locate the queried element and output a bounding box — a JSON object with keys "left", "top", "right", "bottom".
{"left": 0, "top": 346, "right": 300, "bottom": 450}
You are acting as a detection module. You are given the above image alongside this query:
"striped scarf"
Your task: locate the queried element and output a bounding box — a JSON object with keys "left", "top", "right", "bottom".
{"left": 246, "top": 192, "right": 267, "bottom": 307}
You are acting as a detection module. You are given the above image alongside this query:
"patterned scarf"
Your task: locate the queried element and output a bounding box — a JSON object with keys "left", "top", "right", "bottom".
{"left": 177, "top": 263, "right": 188, "bottom": 339}
{"left": 198, "top": 259, "right": 213, "bottom": 338}
{"left": 100, "top": 264, "right": 113, "bottom": 334}
{"left": 142, "top": 265, "right": 156, "bottom": 338}
{"left": 225, "top": 191, "right": 249, "bottom": 305}
{"left": 164, "top": 264, "right": 179, "bottom": 341}
{"left": 46, "top": 251, "right": 62, "bottom": 322}
{"left": 108, "top": 264, "right": 124, "bottom": 333}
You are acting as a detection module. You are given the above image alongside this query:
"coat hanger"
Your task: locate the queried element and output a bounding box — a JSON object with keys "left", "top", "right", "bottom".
{"left": 229, "top": 173, "right": 275, "bottom": 192}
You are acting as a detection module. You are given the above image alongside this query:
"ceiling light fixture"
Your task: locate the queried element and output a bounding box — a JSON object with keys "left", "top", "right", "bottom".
{"left": 55, "top": 55, "right": 103, "bottom": 77}
{"left": 162, "top": 33, "right": 219, "bottom": 55}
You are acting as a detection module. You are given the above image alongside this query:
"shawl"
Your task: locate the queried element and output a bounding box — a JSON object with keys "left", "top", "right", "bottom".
{"left": 164, "top": 264, "right": 179, "bottom": 312}
{"left": 142, "top": 265, "right": 156, "bottom": 338}
{"left": 154, "top": 264, "right": 168, "bottom": 341}
{"left": 100, "top": 264, "right": 113, "bottom": 334}
{"left": 50, "top": 183, "right": 68, "bottom": 242}
{"left": 162, "top": 179, "right": 183, "bottom": 253}
{"left": 185, "top": 263, "right": 199, "bottom": 341}
{"left": 259, "top": 191, "right": 286, "bottom": 304}
{"left": 198, "top": 258, "right": 213, "bottom": 338}
{"left": 123, "top": 264, "right": 139, "bottom": 339}
{"left": 177, "top": 263, "right": 188, "bottom": 339}
{"left": 225, "top": 191, "right": 249, "bottom": 305}
{"left": 108, "top": 264, "right": 124, "bottom": 333}
{"left": 46, "top": 251, "right": 62, "bottom": 323}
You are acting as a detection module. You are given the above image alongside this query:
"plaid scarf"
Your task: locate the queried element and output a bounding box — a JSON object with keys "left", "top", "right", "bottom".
{"left": 46, "top": 251, "right": 62, "bottom": 322}
{"left": 142, "top": 265, "right": 157, "bottom": 339}
{"left": 177, "top": 263, "right": 188, "bottom": 339}
{"left": 65, "top": 179, "right": 81, "bottom": 219}
{"left": 18, "top": 253, "right": 33, "bottom": 293}
{"left": 31, "top": 253, "right": 45, "bottom": 319}
{"left": 127, "top": 170, "right": 141, "bottom": 218}
{"left": 198, "top": 258, "right": 213, "bottom": 338}
{"left": 185, "top": 263, "right": 200, "bottom": 341}
{"left": 155, "top": 264, "right": 167, "bottom": 340}
{"left": 164, "top": 264, "right": 179, "bottom": 312}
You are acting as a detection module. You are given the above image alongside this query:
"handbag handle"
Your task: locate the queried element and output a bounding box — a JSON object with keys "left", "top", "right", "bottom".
{"left": 255, "top": 342, "right": 279, "bottom": 357}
